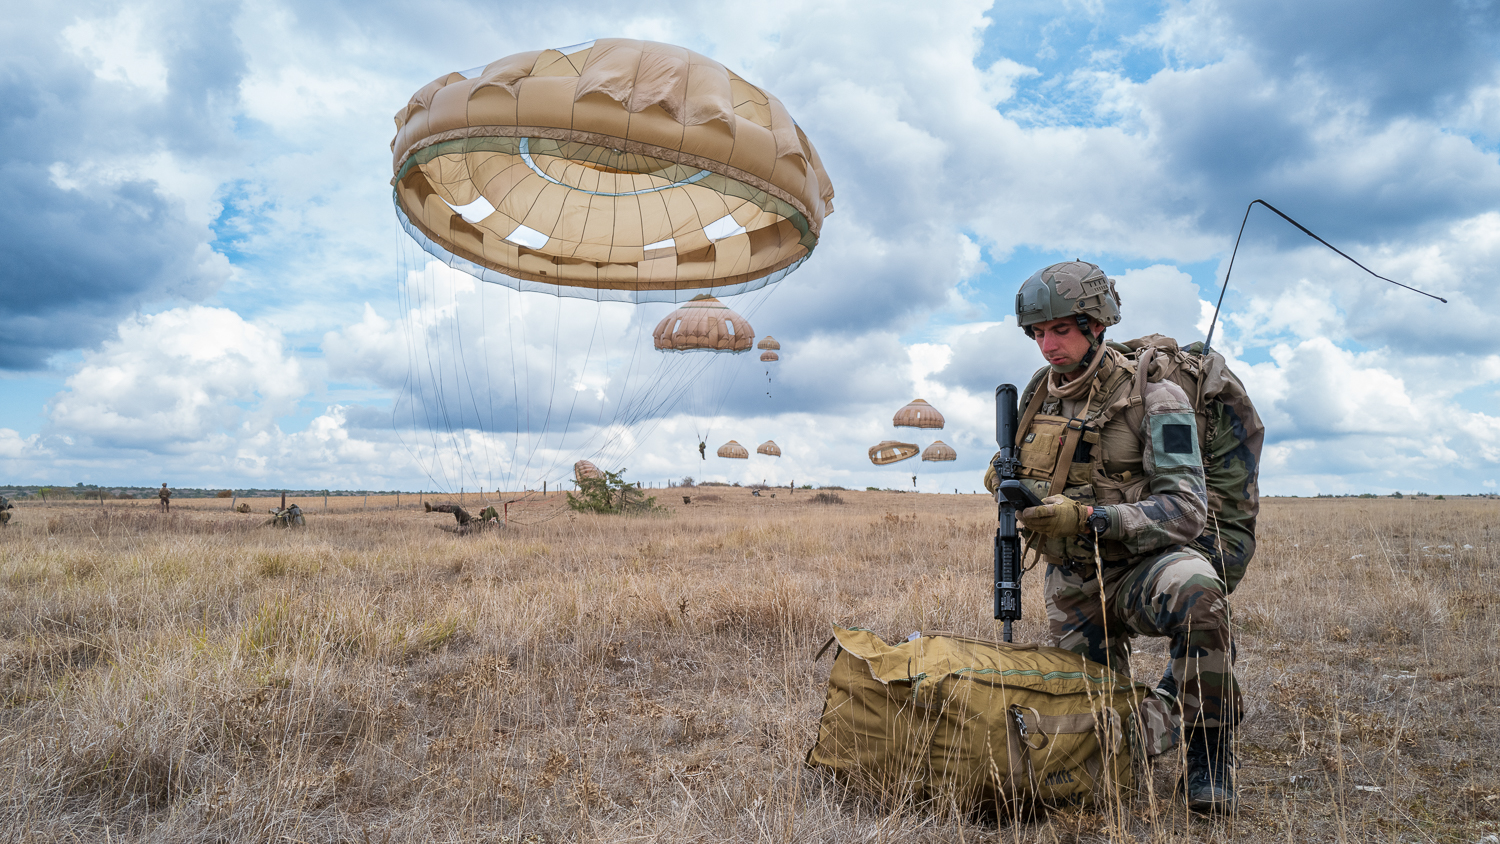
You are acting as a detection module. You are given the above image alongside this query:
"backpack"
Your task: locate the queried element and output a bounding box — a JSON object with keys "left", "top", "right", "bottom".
{"left": 1115, "top": 335, "right": 1263, "bottom": 593}
{"left": 806, "top": 627, "right": 1149, "bottom": 810}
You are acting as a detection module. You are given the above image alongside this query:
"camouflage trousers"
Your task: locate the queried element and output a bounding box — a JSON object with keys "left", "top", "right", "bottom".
{"left": 1045, "top": 545, "right": 1241, "bottom": 756}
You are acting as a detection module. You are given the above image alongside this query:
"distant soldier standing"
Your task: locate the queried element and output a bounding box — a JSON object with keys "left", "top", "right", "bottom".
{"left": 985, "top": 262, "right": 1246, "bottom": 813}
{"left": 0, "top": 495, "right": 13, "bottom": 527}
{"left": 158, "top": 483, "right": 172, "bottom": 512}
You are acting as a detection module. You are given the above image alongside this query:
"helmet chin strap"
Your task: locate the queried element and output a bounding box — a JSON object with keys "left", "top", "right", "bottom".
{"left": 1050, "top": 316, "right": 1102, "bottom": 374}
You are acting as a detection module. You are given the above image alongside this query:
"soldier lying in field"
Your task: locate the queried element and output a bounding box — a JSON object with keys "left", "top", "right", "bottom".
{"left": 426, "top": 501, "right": 500, "bottom": 534}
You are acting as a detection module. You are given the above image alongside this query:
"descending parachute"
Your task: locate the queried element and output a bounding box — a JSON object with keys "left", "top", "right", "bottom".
{"left": 653, "top": 296, "right": 753, "bottom": 351}
{"left": 922, "top": 441, "right": 957, "bottom": 462}
{"left": 760, "top": 350, "right": 779, "bottom": 362}
{"left": 574, "top": 460, "right": 604, "bottom": 482}
{"left": 718, "top": 440, "right": 749, "bottom": 459}
{"left": 869, "top": 441, "right": 919, "bottom": 465}
{"left": 757, "top": 336, "right": 780, "bottom": 351}
{"left": 893, "top": 399, "right": 945, "bottom": 429}
{"left": 651, "top": 295, "right": 755, "bottom": 450}
{"left": 757, "top": 440, "right": 781, "bottom": 457}
{"left": 392, "top": 38, "right": 834, "bottom": 301}
{"left": 388, "top": 39, "right": 834, "bottom": 497}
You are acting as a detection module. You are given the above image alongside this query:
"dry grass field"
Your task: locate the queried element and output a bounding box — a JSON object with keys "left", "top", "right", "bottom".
{"left": 0, "top": 491, "right": 1495, "bottom": 842}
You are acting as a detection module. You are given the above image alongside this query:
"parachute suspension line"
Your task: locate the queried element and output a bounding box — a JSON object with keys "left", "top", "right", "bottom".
{"left": 537, "top": 297, "right": 606, "bottom": 489}
{"left": 479, "top": 278, "right": 497, "bottom": 494}
{"left": 397, "top": 229, "right": 457, "bottom": 492}
{"left": 448, "top": 257, "right": 495, "bottom": 494}
{"left": 1205, "top": 199, "right": 1448, "bottom": 354}
{"left": 514, "top": 296, "right": 567, "bottom": 491}
{"left": 392, "top": 220, "right": 444, "bottom": 492}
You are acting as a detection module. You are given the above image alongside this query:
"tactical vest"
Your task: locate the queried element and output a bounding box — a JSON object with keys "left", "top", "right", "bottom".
{"left": 1014, "top": 351, "right": 1144, "bottom": 567}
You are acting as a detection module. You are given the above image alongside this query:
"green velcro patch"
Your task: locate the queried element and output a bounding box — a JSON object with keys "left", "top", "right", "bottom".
{"left": 1151, "top": 412, "right": 1201, "bottom": 470}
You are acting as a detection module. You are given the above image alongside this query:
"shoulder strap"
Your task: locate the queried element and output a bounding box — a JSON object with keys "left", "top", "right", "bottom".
{"left": 1015, "top": 367, "right": 1050, "bottom": 449}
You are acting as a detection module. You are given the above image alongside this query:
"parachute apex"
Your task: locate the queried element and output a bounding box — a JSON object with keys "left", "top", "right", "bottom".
{"left": 921, "top": 440, "right": 957, "bottom": 462}
{"left": 893, "top": 399, "right": 945, "bottom": 430}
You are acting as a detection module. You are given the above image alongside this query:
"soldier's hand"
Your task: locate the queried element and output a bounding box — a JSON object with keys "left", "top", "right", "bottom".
{"left": 1018, "top": 495, "right": 1092, "bottom": 537}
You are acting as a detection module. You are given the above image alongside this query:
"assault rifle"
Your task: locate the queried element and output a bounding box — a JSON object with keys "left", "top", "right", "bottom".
{"left": 993, "top": 384, "right": 1043, "bottom": 642}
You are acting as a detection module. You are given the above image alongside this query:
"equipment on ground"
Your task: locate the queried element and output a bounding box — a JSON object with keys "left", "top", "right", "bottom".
{"left": 807, "top": 627, "right": 1149, "bottom": 811}
{"left": 993, "top": 384, "right": 1043, "bottom": 642}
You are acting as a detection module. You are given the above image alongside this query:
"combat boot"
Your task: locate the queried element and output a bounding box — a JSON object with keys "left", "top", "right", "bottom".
{"left": 1183, "top": 726, "right": 1236, "bottom": 813}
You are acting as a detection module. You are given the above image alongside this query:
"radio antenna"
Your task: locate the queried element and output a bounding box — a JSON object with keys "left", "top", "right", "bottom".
{"left": 1204, "top": 199, "right": 1447, "bottom": 354}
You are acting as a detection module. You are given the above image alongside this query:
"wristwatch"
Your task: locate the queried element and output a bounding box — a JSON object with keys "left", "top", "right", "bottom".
{"left": 1088, "top": 506, "right": 1111, "bottom": 535}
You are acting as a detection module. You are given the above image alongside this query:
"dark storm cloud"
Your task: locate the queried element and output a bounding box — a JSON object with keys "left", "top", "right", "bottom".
{"left": 1130, "top": 1, "right": 1500, "bottom": 244}
{"left": 0, "top": 3, "right": 240, "bottom": 371}
{"left": 1218, "top": 0, "right": 1500, "bottom": 121}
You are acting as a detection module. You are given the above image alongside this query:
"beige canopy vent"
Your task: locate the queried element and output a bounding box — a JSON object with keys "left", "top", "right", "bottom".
{"left": 717, "top": 440, "right": 750, "bottom": 459}
{"left": 574, "top": 460, "right": 604, "bottom": 482}
{"left": 760, "top": 350, "right": 779, "bottom": 362}
{"left": 922, "top": 440, "right": 957, "bottom": 462}
{"left": 893, "top": 398, "right": 945, "bottom": 429}
{"left": 757, "top": 335, "right": 780, "bottom": 351}
{"left": 756, "top": 440, "right": 781, "bottom": 457}
{"left": 868, "top": 441, "right": 919, "bottom": 465}
{"left": 391, "top": 38, "right": 835, "bottom": 303}
{"left": 653, "top": 295, "right": 754, "bottom": 352}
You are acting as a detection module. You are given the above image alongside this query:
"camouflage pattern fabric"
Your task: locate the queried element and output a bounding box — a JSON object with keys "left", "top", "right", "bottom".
{"left": 264, "top": 505, "right": 305, "bottom": 528}
{"left": 0, "top": 496, "right": 11, "bottom": 527}
{"left": 1121, "top": 336, "right": 1262, "bottom": 593}
{"left": 1045, "top": 547, "right": 1241, "bottom": 753}
{"left": 428, "top": 503, "right": 474, "bottom": 525}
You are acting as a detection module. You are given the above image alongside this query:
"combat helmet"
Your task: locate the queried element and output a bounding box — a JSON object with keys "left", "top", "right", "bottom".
{"left": 1015, "top": 261, "right": 1121, "bottom": 332}
{"left": 1016, "top": 261, "right": 1121, "bottom": 372}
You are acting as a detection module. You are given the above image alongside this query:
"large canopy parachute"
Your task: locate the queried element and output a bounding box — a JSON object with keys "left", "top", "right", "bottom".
{"left": 391, "top": 39, "right": 835, "bottom": 302}
{"left": 717, "top": 440, "right": 750, "bottom": 459}
{"left": 389, "top": 39, "right": 834, "bottom": 499}
{"left": 756, "top": 440, "right": 781, "bottom": 457}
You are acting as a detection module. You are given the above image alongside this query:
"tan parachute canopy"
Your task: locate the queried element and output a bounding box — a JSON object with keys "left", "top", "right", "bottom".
{"left": 760, "top": 350, "right": 779, "bottom": 362}
{"left": 756, "top": 335, "right": 780, "bottom": 351}
{"left": 391, "top": 38, "right": 836, "bottom": 302}
{"left": 653, "top": 295, "right": 754, "bottom": 351}
{"left": 893, "top": 399, "right": 945, "bottom": 429}
{"left": 574, "top": 460, "right": 604, "bottom": 481}
{"left": 922, "top": 440, "right": 957, "bottom": 462}
{"left": 869, "top": 441, "right": 918, "bottom": 465}
{"left": 717, "top": 440, "right": 749, "bottom": 458}
{"left": 756, "top": 440, "right": 781, "bottom": 456}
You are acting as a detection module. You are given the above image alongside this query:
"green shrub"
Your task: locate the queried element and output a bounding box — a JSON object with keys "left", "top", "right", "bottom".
{"left": 567, "top": 468, "right": 660, "bottom": 514}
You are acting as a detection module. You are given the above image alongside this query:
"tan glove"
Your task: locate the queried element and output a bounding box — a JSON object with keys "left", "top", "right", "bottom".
{"left": 1018, "top": 494, "right": 1092, "bottom": 538}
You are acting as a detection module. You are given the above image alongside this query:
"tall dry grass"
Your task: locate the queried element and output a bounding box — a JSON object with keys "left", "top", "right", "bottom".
{"left": 0, "top": 493, "right": 1495, "bottom": 842}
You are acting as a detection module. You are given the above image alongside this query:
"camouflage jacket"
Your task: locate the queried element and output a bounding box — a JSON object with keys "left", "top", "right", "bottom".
{"left": 987, "top": 348, "right": 1208, "bottom": 567}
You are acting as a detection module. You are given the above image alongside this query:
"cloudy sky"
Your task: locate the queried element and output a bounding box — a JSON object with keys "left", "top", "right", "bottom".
{"left": 2, "top": 0, "right": 1498, "bottom": 495}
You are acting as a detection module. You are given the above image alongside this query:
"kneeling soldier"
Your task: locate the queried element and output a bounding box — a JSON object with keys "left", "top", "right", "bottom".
{"left": 985, "top": 262, "right": 1240, "bottom": 813}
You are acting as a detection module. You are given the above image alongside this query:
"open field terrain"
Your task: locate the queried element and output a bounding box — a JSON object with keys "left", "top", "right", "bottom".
{"left": 0, "top": 492, "right": 1496, "bottom": 842}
